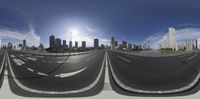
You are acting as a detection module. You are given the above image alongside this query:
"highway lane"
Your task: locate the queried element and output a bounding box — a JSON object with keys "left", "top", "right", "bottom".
{"left": 0, "top": 49, "right": 6, "bottom": 88}
{"left": 0, "top": 50, "right": 5, "bottom": 75}
{"left": 7, "top": 49, "right": 106, "bottom": 97}
{"left": 108, "top": 50, "right": 200, "bottom": 95}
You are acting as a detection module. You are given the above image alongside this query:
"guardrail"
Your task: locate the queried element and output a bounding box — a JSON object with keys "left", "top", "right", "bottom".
{"left": 16, "top": 50, "right": 97, "bottom": 56}
{"left": 111, "top": 50, "right": 198, "bottom": 57}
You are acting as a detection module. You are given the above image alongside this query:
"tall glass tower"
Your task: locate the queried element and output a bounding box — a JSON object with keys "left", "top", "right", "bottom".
{"left": 168, "top": 27, "right": 176, "bottom": 49}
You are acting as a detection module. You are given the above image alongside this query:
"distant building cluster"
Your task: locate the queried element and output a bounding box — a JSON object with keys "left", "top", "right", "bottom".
{"left": 2, "top": 39, "right": 45, "bottom": 52}
{"left": 3, "top": 29, "right": 200, "bottom": 53}
{"left": 48, "top": 35, "right": 105, "bottom": 52}
{"left": 6, "top": 39, "right": 27, "bottom": 50}
{"left": 184, "top": 39, "right": 200, "bottom": 51}
{"left": 160, "top": 27, "right": 200, "bottom": 51}
{"left": 49, "top": 35, "right": 88, "bottom": 52}
{"left": 110, "top": 36, "right": 149, "bottom": 51}
{"left": 2, "top": 34, "right": 106, "bottom": 53}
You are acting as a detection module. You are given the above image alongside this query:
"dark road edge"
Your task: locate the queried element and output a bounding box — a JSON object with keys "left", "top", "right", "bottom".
{"left": 7, "top": 50, "right": 106, "bottom": 95}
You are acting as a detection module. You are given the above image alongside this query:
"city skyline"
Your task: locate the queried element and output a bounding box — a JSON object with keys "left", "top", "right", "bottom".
{"left": 2, "top": 0, "right": 200, "bottom": 48}
{"left": 1, "top": 1, "right": 200, "bottom": 98}
{"left": 2, "top": 31, "right": 200, "bottom": 51}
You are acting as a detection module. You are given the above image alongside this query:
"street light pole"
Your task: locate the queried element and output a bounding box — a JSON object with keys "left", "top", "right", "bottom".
{"left": 70, "top": 32, "right": 72, "bottom": 41}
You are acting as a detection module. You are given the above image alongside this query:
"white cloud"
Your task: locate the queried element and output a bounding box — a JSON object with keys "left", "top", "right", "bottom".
{"left": 143, "top": 27, "right": 200, "bottom": 49}
{"left": 176, "top": 28, "right": 200, "bottom": 41}
{"left": 0, "top": 25, "right": 40, "bottom": 46}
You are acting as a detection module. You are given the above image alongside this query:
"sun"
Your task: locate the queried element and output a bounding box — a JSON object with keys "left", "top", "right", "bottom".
{"left": 68, "top": 27, "right": 82, "bottom": 41}
{"left": 70, "top": 28, "right": 79, "bottom": 35}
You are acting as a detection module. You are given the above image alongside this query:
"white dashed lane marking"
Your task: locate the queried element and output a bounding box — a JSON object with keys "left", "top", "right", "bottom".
{"left": 27, "top": 68, "right": 34, "bottom": 72}
{"left": 55, "top": 67, "right": 87, "bottom": 78}
{"left": 37, "top": 72, "right": 48, "bottom": 76}
{"left": 125, "top": 54, "right": 140, "bottom": 59}
{"left": 187, "top": 54, "right": 198, "bottom": 60}
{"left": 117, "top": 55, "right": 131, "bottom": 62}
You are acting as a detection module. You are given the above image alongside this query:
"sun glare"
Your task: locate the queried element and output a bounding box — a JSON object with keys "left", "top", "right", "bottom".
{"left": 71, "top": 28, "right": 79, "bottom": 35}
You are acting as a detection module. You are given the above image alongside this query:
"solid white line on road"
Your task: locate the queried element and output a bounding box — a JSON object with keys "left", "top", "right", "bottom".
{"left": 27, "top": 68, "right": 34, "bottom": 72}
{"left": 86, "top": 54, "right": 97, "bottom": 61}
{"left": 125, "top": 54, "right": 140, "bottom": 59}
{"left": 117, "top": 55, "right": 131, "bottom": 62}
{"left": 0, "top": 51, "right": 6, "bottom": 75}
{"left": 55, "top": 67, "right": 87, "bottom": 78}
{"left": 56, "top": 60, "right": 71, "bottom": 64}
{"left": 178, "top": 54, "right": 189, "bottom": 58}
{"left": 37, "top": 72, "right": 48, "bottom": 76}
{"left": 187, "top": 54, "right": 198, "bottom": 60}
{"left": 4, "top": 58, "right": 8, "bottom": 79}
{"left": 10, "top": 55, "right": 15, "bottom": 58}
{"left": 103, "top": 51, "right": 112, "bottom": 91}
{"left": 105, "top": 52, "right": 109, "bottom": 83}
{"left": 26, "top": 57, "right": 37, "bottom": 61}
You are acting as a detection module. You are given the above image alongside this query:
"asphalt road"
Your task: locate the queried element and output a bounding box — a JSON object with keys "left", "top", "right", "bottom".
{"left": 0, "top": 49, "right": 6, "bottom": 88}
{"left": 6, "top": 49, "right": 106, "bottom": 97}
{"left": 107, "top": 50, "right": 200, "bottom": 95}
{"left": 1, "top": 49, "right": 200, "bottom": 97}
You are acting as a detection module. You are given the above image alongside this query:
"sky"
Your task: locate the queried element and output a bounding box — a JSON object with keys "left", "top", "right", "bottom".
{"left": 1, "top": 0, "right": 200, "bottom": 48}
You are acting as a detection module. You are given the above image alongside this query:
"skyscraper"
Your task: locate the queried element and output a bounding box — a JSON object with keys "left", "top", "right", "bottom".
{"left": 38, "top": 43, "right": 45, "bottom": 52}
{"left": 23, "top": 39, "right": 26, "bottom": 50}
{"left": 69, "top": 41, "right": 72, "bottom": 48}
{"left": 8, "top": 42, "right": 13, "bottom": 49}
{"left": 23, "top": 39, "right": 26, "bottom": 47}
{"left": 101, "top": 44, "right": 105, "bottom": 49}
{"left": 161, "top": 27, "right": 176, "bottom": 49}
{"left": 55, "top": 38, "right": 61, "bottom": 47}
{"left": 63, "top": 40, "right": 67, "bottom": 48}
{"left": 111, "top": 36, "right": 115, "bottom": 44}
{"left": 197, "top": 38, "right": 200, "bottom": 50}
{"left": 82, "top": 41, "right": 86, "bottom": 49}
{"left": 114, "top": 41, "right": 118, "bottom": 47}
{"left": 186, "top": 40, "right": 193, "bottom": 51}
{"left": 94, "top": 39, "right": 99, "bottom": 49}
{"left": 122, "top": 41, "right": 127, "bottom": 49}
{"left": 168, "top": 28, "right": 176, "bottom": 49}
{"left": 75, "top": 41, "right": 78, "bottom": 48}
{"left": 142, "top": 43, "right": 148, "bottom": 50}
{"left": 128, "top": 43, "right": 132, "bottom": 50}
{"left": 111, "top": 36, "right": 116, "bottom": 50}
{"left": 49, "top": 35, "right": 55, "bottom": 48}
